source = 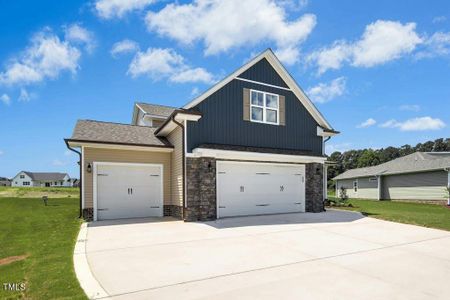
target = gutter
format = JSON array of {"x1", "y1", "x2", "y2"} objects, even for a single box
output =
[
  {"x1": 64, "y1": 139, "x2": 83, "y2": 218},
  {"x1": 171, "y1": 116, "x2": 186, "y2": 220}
]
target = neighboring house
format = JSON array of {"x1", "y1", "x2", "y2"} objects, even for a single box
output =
[
  {"x1": 333, "y1": 152, "x2": 450, "y2": 201},
  {"x1": 65, "y1": 49, "x2": 339, "y2": 222},
  {"x1": 0, "y1": 177, "x2": 11, "y2": 186},
  {"x1": 11, "y1": 171, "x2": 71, "y2": 187}
]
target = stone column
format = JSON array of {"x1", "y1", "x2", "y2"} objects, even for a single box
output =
[
  {"x1": 305, "y1": 163, "x2": 324, "y2": 212},
  {"x1": 185, "y1": 157, "x2": 217, "y2": 221}
]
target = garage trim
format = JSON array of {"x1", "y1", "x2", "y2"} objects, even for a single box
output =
[
  {"x1": 216, "y1": 161, "x2": 306, "y2": 219},
  {"x1": 93, "y1": 162, "x2": 164, "y2": 221}
]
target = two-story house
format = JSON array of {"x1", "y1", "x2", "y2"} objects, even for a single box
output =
[{"x1": 65, "y1": 49, "x2": 339, "y2": 221}]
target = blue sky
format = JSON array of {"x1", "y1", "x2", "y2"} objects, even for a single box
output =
[{"x1": 0, "y1": 0, "x2": 449, "y2": 178}]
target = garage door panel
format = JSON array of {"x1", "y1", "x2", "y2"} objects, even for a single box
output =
[
  {"x1": 96, "y1": 164, "x2": 163, "y2": 220},
  {"x1": 217, "y1": 162, "x2": 305, "y2": 218}
]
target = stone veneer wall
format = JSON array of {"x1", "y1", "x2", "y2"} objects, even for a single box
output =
[
  {"x1": 185, "y1": 157, "x2": 217, "y2": 221},
  {"x1": 163, "y1": 205, "x2": 183, "y2": 219},
  {"x1": 305, "y1": 163, "x2": 324, "y2": 212},
  {"x1": 82, "y1": 208, "x2": 93, "y2": 221}
]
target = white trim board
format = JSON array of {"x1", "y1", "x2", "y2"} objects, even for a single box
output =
[
  {"x1": 68, "y1": 142, "x2": 173, "y2": 153},
  {"x1": 188, "y1": 148, "x2": 326, "y2": 164},
  {"x1": 183, "y1": 49, "x2": 334, "y2": 131},
  {"x1": 235, "y1": 77, "x2": 291, "y2": 91},
  {"x1": 92, "y1": 162, "x2": 164, "y2": 221}
]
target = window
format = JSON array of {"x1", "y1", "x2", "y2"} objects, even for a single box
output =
[
  {"x1": 353, "y1": 180, "x2": 358, "y2": 192},
  {"x1": 250, "y1": 90, "x2": 279, "y2": 125},
  {"x1": 22, "y1": 181, "x2": 30, "y2": 186},
  {"x1": 20, "y1": 175, "x2": 25, "y2": 179}
]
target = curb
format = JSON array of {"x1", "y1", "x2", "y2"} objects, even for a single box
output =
[{"x1": 74, "y1": 223, "x2": 110, "y2": 299}]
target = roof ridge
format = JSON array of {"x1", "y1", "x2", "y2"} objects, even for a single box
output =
[{"x1": 79, "y1": 119, "x2": 157, "y2": 129}]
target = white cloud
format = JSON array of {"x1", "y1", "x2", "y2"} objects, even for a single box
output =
[
  {"x1": 416, "y1": 32, "x2": 450, "y2": 59},
  {"x1": 432, "y1": 16, "x2": 447, "y2": 24},
  {"x1": 169, "y1": 67, "x2": 215, "y2": 84},
  {"x1": 306, "y1": 77, "x2": 346, "y2": 103},
  {"x1": 191, "y1": 87, "x2": 200, "y2": 97},
  {"x1": 1, "y1": 94, "x2": 10, "y2": 105},
  {"x1": 357, "y1": 118, "x2": 376, "y2": 128},
  {"x1": 0, "y1": 150, "x2": 3, "y2": 155},
  {"x1": 274, "y1": 47, "x2": 300, "y2": 66},
  {"x1": 95, "y1": 0, "x2": 155, "y2": 19},
  {"x1": 399, "y1": 104, "x2": 420, "y2": 112},
  {"x1": 111, "y1": 39, "x2": 139, "y2": 57},
  {"x1": 309, "y1": 20, "x2": 422, "y2": 74},
  {"x1": 0, "y1": 29, "x2": 81, "y2": 86},
  {"x1": 18, "y1": 88, "x2": 31, "y2": 102},
  {"x1": 64, "y1": 150, "x2": 73, "y2": 156},
  {"x1": 65, "y1": 24, "x2": 95, "y2": 53},
  {"x1": 145, "y1": 0, "x2": 316, "y2": 63},
  {"x1": 325, "y1": 142, "x2": 351, "y2": 154},
  {"x1": 380, "y1": 116, "x2": 446, "y2": 131},
  {"x1": 127, "y1": 47, "x2": 215, "y2": 84}
]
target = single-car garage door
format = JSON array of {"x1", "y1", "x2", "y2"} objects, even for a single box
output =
[
  {"x1": 217, "y1": 161, "x2": 305, "y2": 218},
  {"x1": 94, "y1": 163, "x2": 163, "y2": 220}
]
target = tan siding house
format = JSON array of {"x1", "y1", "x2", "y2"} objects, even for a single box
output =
[{"x1": 334, "y1": 152, "x2": 450, "y2": 202}]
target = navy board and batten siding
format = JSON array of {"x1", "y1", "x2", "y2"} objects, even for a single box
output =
[
  {"x1": 185, "y1": 79, "x2": 324, "y2": 154},
  {"x1": 186, "y1": 60, "x2": 323, "y2": 156}
]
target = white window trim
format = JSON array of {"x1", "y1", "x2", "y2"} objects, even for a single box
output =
[
  {"x1": 250, "y1": 89, "x2": 279, "y2": 125},
  {"x1": 353, "y1": 179, "x2": 358, "y2": 192}
]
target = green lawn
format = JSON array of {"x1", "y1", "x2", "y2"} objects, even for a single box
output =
[
  {"x1": 0, "y1": 197, "x2": 86, "y2": 299},
  {"x1": 0, "y1": 186, "x2": 79, "y2": 199},
  {"x1": 330, "y1": 198, "x2": 450, "y2": 231}
]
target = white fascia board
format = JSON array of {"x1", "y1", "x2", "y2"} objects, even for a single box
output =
[
  {"x1": 317, "y1": 126, "x2": 338, "y2": 137},
  {"x1": 183, "y1": 49, "x2": 334, "y2": 131},
  {"x1": 174, "y1": 113, "x2": 201, "y2": 122},
  {"x1": 188, "y1": 148, "x2": 326, "y2": 164},
  {"x1": 67, "y1": 141, "x2": 173, "y2": 153}
]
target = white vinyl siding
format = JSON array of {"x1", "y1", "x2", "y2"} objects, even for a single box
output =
[{"x1": 166, "y1": 127, "x2": 184, "y2": 207}]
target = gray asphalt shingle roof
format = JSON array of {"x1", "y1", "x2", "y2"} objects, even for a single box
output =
[
  {"x1": 69, "y1": 120, "x2": 172, "y2": 147},
  {"x1": 136, "y1": 102, "x2": 177, "y2": 118},
  {"x1": 333, "y1": 152, "x2": 450, "y2": 180},
  {"x1": 23, "y1": 172, "x2": 68, "y2": 181}
]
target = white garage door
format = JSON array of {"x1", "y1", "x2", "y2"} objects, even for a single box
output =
[
  {"x1": 217, "y1": 162, "x2": 305, "y2": 218},
  {"x1": 95, "y1": 163, "x2": 163, "y2": 220}
]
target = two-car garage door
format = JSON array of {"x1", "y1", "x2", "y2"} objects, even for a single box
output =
[
  {"x1": 95, "y1": 163, "x2": 163, "y2": 220},
  {"x1": 217, "y1": 162, "x2": 305, "y2": 218}
]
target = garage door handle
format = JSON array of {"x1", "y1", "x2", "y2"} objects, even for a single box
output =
[
  {"x1": 97, "y1": 174, "x2": 108, "y2": 176},
  {"x1": 256, "y1": 204, "x2": 269, "y2": 206},
  {"x1": 150, "y1": 206, "x2": 160, "y2": 208},
  {"x1": 295, "y1": 202, "x2": 302, "y2": 205},
  {"x1": 98, "y1": 208, "x2": 108, "y2": 211},
  {"x1": 219, "y1": 206, "x2": 226, "y2": 208}
]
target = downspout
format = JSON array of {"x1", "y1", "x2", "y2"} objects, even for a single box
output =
[
  {"x1": 65, "y1": 139, "x2": 82, "y2": 218},
  {"x1": 172, "y1": 116, "x2": 186, "y2": 220},
  {"x1": 323, "y1": 136, "x2": 332, "y2": 211}
]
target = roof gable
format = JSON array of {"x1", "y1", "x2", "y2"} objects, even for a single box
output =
[
  {"x1": 238, "y1": 58, "x2": 289, "y2": 88},
  {"x1": 183, "y1": 49, "x2": 335, "y2": 131}
]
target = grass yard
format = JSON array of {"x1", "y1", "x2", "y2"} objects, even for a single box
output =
[
  {"x1": 0, "y1": 186, "x2": 79, "y2": 199},
  {"x1": 330, "y1": 198, "x2": 450, "y2": 231},
  {"x1": 0, "y1": 197, "x2": 86, "y2": 299}
]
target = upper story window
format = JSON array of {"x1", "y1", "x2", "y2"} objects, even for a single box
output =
[
  {"x1": 20, "y1": 175, "x2": 25, "y2": 179},
  {"x1": 250, "y1": 90, "x2": 279, "y2": 125}
]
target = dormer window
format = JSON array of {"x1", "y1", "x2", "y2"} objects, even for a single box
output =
[{"x1": 250, "y1": 90, "x2": 279, "y2": 125}]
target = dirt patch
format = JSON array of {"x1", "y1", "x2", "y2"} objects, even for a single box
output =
[{"x1": 0, "y1": 254, "x2": 28, "y2": 266}]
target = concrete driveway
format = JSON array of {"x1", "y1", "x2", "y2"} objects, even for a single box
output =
[{"x1": 80, "y1": 210, "x2": 450, "y2": 299}]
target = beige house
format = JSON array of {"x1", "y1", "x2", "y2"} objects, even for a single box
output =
[
  {"x1": 65, "y1": 49, "x2": 339, "y2": 222},
  {"x1": 333, "y1": 152, "x2": 450, "y2": 202}
]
